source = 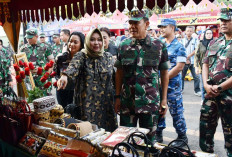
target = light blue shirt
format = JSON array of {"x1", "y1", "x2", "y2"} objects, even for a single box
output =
[
  {"x1": 181, "y1": 37, "x2": 198, "y2": 64},
  {"x1": 162, "y1": 37, "x2": 187, "y2": 80}
]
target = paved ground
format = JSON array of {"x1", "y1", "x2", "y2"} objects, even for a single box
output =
[{"x1": 162, "y1": 80, "x2": 226, "y2": 157}]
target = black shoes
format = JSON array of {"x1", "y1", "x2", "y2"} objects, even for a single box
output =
[
  {"x1": 169, "y1": 134, "x2": 188, "y2": 148},
  {"x1": 154, "y1": 132, "x2": 163, "y2": 143}
]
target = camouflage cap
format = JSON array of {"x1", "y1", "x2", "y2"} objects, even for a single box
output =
[
  {"x1": 53, "y1": 34, "x2": 60, "y2": 38},
  {"x1": 128, "y1": 9, "x2": 149, "y2": 22},
  {"x1": 218, "y1": 8, "x2": 232, "y2": 20},
  {"x1": 25, "y1": 28, "x2": 38, "y2": 39},
  {"x1": 40, "y1": 33, "x2": 46, "y2": 38}
]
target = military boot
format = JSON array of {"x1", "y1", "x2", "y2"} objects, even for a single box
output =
[
  {"x1": 169, "y1": 134, "x2": 188, "y2": 148},
  {"x1": 154, "y1": 132, "x2": 163, "y2": 143}
]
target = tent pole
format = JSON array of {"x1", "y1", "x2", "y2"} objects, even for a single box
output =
[{"x1": 11, "y1": 12, "x2": 18, "y2": 53}]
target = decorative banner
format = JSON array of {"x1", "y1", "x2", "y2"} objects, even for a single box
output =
[{"x1": 159, "y1": 16, "x2": 220, "y2": 26}]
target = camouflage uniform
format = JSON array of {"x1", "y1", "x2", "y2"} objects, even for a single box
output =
[
  {"x1": 157, "y1": 37, "x2": 187, "y2": 135},
  {"x1": 51, "y1": 34, "x2": 63, "y2": 58},
  {"x1": 115, "y1": 35, "x2": 169, "y2": 140},
  {"x1": 200, "y1": 9, "x2": 232, "y2": 156},
  {"x1": 0, "y1": 47, "x2": 12, "y2": 93},
  {"x1": 51, "y1": 43, "x2": 63, "y2": 58},
  {"x1": 20, "y1": 29, "x2": 54, "y2": 89}
]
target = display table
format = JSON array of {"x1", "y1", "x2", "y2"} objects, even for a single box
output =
[{"x1": 0, "y1": 139, "x2": 35, "y2": 157}]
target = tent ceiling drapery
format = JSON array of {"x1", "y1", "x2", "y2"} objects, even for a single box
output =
[
  {"x1": 0, "y1": 0, "x2": 227, "y2": 52},
  {"x1": 3, "y1": 0, "x2": 219, "y2": 25}
]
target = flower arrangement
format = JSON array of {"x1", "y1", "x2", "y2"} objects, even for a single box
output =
[{"x1": 13, "y1": 60, "x2": 57, "y2": 103}]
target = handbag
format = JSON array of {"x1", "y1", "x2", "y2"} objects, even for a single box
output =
[
  {"x1": 111, "y1": 142, "x2": 139, "y2": 157},
  {"x1": 159, "y1": 139, "x2": 195, "y2": 157},
  {"x1": 0, "y1": 105, "x2": 24, "y2": 145},
  {"x1": 18, "y1": 131, "x2": 46, "y2": 155},
  {"x1": 127, "y1": 131, "x2": 160, "y2": 157},
  {"x1": 15, "y1": 100, "x2": 35, "y2": 133}
]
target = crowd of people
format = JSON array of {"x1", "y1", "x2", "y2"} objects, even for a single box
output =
[{"x1": 0, "y1": 7, "x2": 232, "y2": 156}]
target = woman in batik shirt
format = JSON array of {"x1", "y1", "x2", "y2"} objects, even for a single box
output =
[
  {"x1": 53, "y1": 31, "x2": 85, "y2": 109},
  {"x1": 57, "y1": 28, "x2": 117, "y2": 132}
]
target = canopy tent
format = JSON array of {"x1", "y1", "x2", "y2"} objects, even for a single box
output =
[
  {"x1": 159, "y1": 0, "x2": 224, "y2": 26},
  {"x1": 62, "y1": 12, "x2": 116, "y2": 34},
  {"x1": 0, "y1": 0, "x2": 225, "y2": 52}
]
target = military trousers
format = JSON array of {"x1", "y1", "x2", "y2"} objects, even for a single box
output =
[
  {"x1": 120, "y1": 113, "x2": 159, "y2": 142},
  {"x1": 200, "y1": 94, "x2": 232, "y2": 156},
  {"x1": 156, "y1": 79, "x2": 187, "y2": 135}
]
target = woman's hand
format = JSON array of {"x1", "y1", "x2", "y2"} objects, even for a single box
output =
[
  {"x1": 114, "y1": 98, "x2": 121, "y2": 114},
  {"x1": 57, "y1": 75, "x2": 68, "y2": 90},
  {"x1": 195, "y1": 67, "x2": 199, "y2": 75}
]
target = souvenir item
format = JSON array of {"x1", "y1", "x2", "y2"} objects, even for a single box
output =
[
  {"x1": 54, "y1": 117, "x2": 78, "y2": 128},
  {"x1": 54, "y1": 126, "x2": 78, "y2": 138},
  {"x1": 39, "y1": 121, "x2": 60, "y2": 129},
  {"x1": 34, "y1": 111, "x2": 50, "y2": 123},
  {"x1": 33, "y1": 96, "x2": 56, "y2": 112},
  {"x1": 47, "y1": 131, "x2": 70, "y2": 145},
  {"x1": 67, "y1": 122, "x2": 93, "y2": 137},
  {"x1": 39, "y1": 140, "x2": 66, "y2": 157},
  {"x1": 50, "y1": 104, "x2": 64, "y2": 123},
  {"x1": 31, "y1": 124, "x2": 52, "y2": 138},
  {"x1": 61, "y1": 139, "x2": 107, "y2": 157},
  {"x1": 18, "y1": 132, "x2": 46, "y2": 155}
]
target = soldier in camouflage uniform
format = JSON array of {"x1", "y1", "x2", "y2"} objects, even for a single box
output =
[
  {"x1": 0, "y1": 44, "x2": 12, "y2": 94},
  {"x1": 156, "y1": 19, "x2": 188, "y2": 147},
  {"x1": 114, "y1": 10, "x2": 169, "y2": 142},
  {"x1": 51, "y1": 34, "x2": 63, "y2": 58},
  {"x1": 20, "y1": 28, "x2": 54, "y2": 89},
  {"x1": 39, "y1": 33, "x2": 51, "y2": 47},
  {"x1": 200, "y1": 8, "x2": 232, "y2": 156}
]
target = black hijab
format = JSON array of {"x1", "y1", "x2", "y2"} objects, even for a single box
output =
[{"x1": 202, "y1": 29, "x2": 213, "y2": 48}]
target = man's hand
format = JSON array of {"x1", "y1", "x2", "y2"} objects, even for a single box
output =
[
  {"x1": 186, "y1": 59, "x2": 191, "y2": 64},
  {"x1": 9, "y1": 81, "x2": 14, "y2": 87},
  {"x1": 159, "y1": 99, "x2": 168, "y2": 118},
  {"x1": 204, "y1": 84, "x2": 220, "y2": 98},
  {"x1": 57, "y1": 75, "x2": 68, "y2": 90},
  {"x1": 195, "y1": 67, "x2": 199, "y2": 75},
  {"x1": 114, "y1": 98, "x2": 121, "y2": 114}
]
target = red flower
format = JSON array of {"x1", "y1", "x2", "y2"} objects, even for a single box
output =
[
  {"x1": 13, "y1": 64, "x2": 20, "y2": 71},
  {"x1": 44, "y1": 72, "x2": 50, "y2": 78},
  {"x1": 24, "y1": 62, "x2": 28, "y2": 68},
  {"x1": 18, "y1": 60, "x2": 24, "y2": 67},
  {"x1": 44, "y1": 63, "x2": 51, "y2": 71},
  {"x1": 53, "y1": 81, "x2": 57, "y2": 87},
  {"x1": 50, "y1": 71, "x2": 56, "y2": 77},
  {"x1": 16, "y1": 75, "x2": 22, "y2": 83},
  {"x1": 28, "y1": 62, "x2": 35, "y2": 70},
  {"x1": 19, "y1": 71, "x2": 25, "y2": 79},
  {"x1": 25, "y1": 67, "x2": 30, "y2": 76},
  {"x1": 40, "y1": 76, "x2": 47, "y2": 83},
  {"x1": 44, "y1": 82, "x2": 52, "y2": 88},
  {"x1": 37, "y1": 67, "x2": 43, "y2": 75},
  {"x1": 49, "y1": 60, "x2": 54, "y2": 67}
]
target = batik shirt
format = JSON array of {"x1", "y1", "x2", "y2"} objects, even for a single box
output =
[
  {"x1": 63, "y1": 52, "x2": 117, "y2": 132},
  {"x1": 115, "y1": 35, "x2": 169, "y2": 114},
  {"x1": 203, "y1": 36, "x2": 232, "y2": 94}
]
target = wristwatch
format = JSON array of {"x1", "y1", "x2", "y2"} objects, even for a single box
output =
[
  {"x1": 217, "y1": 85, "x2": 223, "y2": 92},
  {"x1": 114, "y1": 95, "x2": 121, "y2": 99}
]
